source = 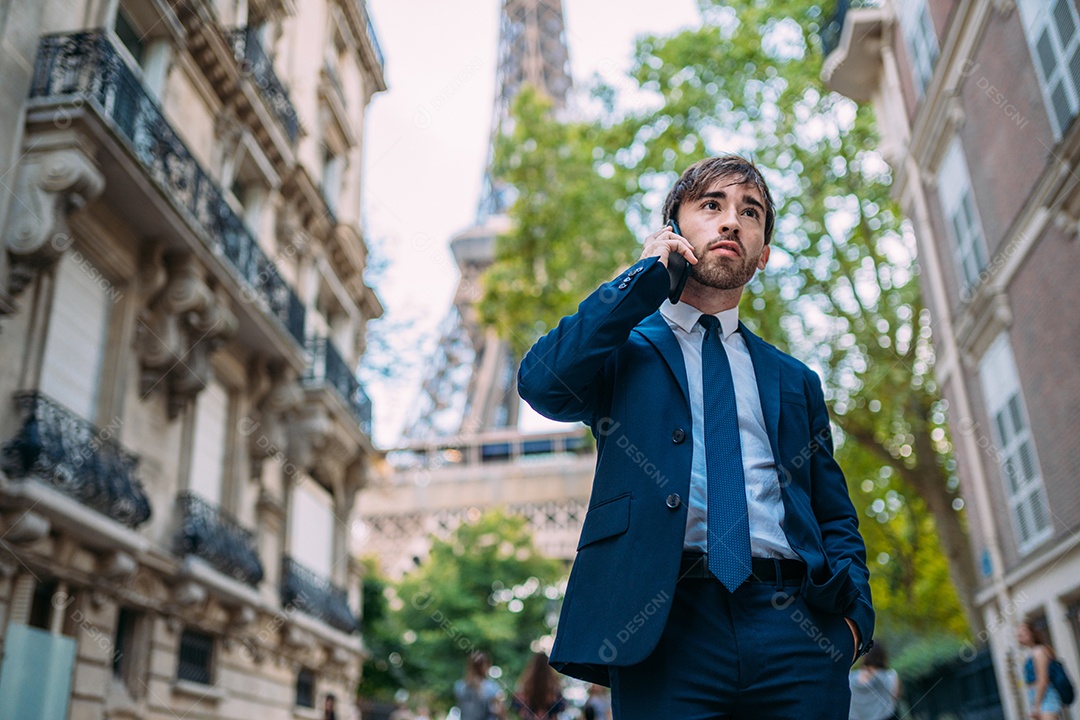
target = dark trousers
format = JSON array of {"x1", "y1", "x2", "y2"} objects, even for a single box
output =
[{"x1": 609, "y1": 573, "x2": 853, "y2": 719}]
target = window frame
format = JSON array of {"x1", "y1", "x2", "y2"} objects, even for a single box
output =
[
  {"x1": 177, "y1": 628, "x2": 215, "y2": 685},
  {"x1": 900, "y1": 0, "x2": 940, "y2": 99},
  {"x1": 1016, "y1": 0, "x2": 1080, "y2": 139},
  {"x1": 977, "y1": 333, "x2": 1054, "y2": 555},
  {"x1": 937, "y1": 137, "x2": 989, "y2": 299}
]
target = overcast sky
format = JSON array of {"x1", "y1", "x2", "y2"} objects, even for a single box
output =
[{"x1": 362, "y1": 0, "x2": 700, "y2": 447}]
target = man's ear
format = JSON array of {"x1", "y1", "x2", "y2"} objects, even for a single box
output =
[{"x1": 757, "y1": 244, "x2": 771, "y2": 270}]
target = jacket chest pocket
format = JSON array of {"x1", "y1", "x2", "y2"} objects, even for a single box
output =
[{"x1": 577, "y1": 492, "x2": 631, "y2": 550}]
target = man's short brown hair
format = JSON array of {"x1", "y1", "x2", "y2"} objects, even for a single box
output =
[{"x1": 661, "y1": 155, "x2": 776, "y2": 245}]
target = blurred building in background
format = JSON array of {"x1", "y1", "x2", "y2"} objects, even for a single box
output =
[
  {"x1": 0, "y1": 0, "x2": 384, "y2": 717},
  {"x1": 825, "y1": 0, "x2": 1080, "y2": 717}
]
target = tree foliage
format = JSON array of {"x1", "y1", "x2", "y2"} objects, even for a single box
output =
[
  {"x1": 360, "y1": 510, "x2": 563, "y2": 711},
  {"x1": 480, "y1": 0, "x2": 978, "y2": 648}
]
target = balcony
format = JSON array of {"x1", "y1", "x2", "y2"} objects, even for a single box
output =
[
  {"x1": 226, "y1": 27, "x2": 300, "y2": 143},
  {"x1": 281, "y1": 556, "x2": 359, "y2": 634},
  {"x1": 303, "y1": 335, "x2": 373, "y2": 436},
  {"x1": 28, "y1": 31, "x2": 306, "y2": 349},
  {"x1": 0, "y1": 391, "x2": 152, "y2": 528},
  {"x1": 174, "y1": 492, "x2": 264, "y2": 587},
  {"x1": 356, "y1": 1, "x2": 385, "y2": 70},
  {"x1": 819, "y1": 0, "x2": 887, "y2": 104}
]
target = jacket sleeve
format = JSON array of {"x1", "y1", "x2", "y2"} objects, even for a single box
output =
[
  {"x1": 517, "y1": 256, "x2": 669, "y2": 426},
  {"x1": 806, "y1": 371, "x2": 876, "y2": 658}
]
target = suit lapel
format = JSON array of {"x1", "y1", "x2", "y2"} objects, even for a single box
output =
[
  {"x1": 739, "y1": 321, "x2": 782, "y2": 464},
  {"x1": 634, "y1": 312, "x2": 690, "y2": 409}
]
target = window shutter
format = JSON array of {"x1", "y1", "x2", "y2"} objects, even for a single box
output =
[
  {"x1": 40, "y1": 251, "x2": 112, "y2": 420},
  {"x1": 289, "y1": 479, "x2": 335, "y2": 577},
  {"x1": 189, "y1": 380, "x2": 229, "y2": 504}
]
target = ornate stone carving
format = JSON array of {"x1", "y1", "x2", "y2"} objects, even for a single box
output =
[
  {"x1": 2, "y1": 145, "x2": 104, "y2": 310},
  {"x1": 245, "y1": 359, "x2": 304, "y2": 479},
  {"x1": 137, "y1": 249, "x2": 238, "y2": 417}
]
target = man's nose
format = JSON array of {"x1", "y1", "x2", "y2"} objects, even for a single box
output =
[{"x1": 718, "y1": 206, "x2": 741, "y2": 236}]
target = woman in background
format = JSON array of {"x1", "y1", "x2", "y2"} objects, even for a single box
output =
[
  {"x1": 509, "y1": 652, "x2": 565, "y2": 720},
  {"x1": 1018, "y1": 620, "x2": 1063, "y2": 720},
  {"x1": 848, "y1": 643, "x2": 900, "y2": 720}
]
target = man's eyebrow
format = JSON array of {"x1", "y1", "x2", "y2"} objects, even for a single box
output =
[{"x1": 699, "y1": 190, "x2": 765, "y2": 211}]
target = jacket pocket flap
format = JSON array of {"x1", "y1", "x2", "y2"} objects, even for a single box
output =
[
  {"x1": 577, "y1": 493, "x2": 631, "y2": 550},
  {"x1": 780, "y1": 390, "x2": 807, "y2": 407},
  {"x1": 801, "y1": 557, "x2": 860, "y2": 614}
]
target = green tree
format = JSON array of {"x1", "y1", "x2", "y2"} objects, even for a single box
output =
[
  {"x1": 380, "y1": 509, "x2": 563, "y2": 711},
  {"x1": 481, "y1": 0, "x2": 980, "y2": 643},
  {"x1": 358, "y1": 557, "x2": 409, "y2": 704},
  {"x1": 478, "y1": 86, "x2": 638, "y2": 350}
]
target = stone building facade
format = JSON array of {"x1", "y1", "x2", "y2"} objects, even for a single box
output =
[
  {"x1": 825, "y1": 0, "x2": 1080, "y2": 717},
  {"x1": 0, "y1": 0, "x2": 384, "y2": 717}
]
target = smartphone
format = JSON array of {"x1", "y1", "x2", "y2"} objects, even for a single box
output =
[{"x1": 666, "y1": 219, "x2": 691, "y2": 304}]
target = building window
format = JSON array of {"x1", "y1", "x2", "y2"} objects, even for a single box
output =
[
  {"x1": 177, "y1": 629, "x2": 214, "y2": 684},
  {"x1": 296, "y1": 667, "x2": 315, "y2": 708},
  {"x1": 188, "y1": 379, "x2": 231, "y2": 506},
  {"x1": 114, "y1": 8, "x2": 145, "y2": 66},
  {"x1": 321, "y1": 146, "x2": 344, "y2": 218},
  {"x1": 978, "y1": 333, "x2": 1053, "y2": 555},
  {"x1": 1017, "y1": 0, "x2": 1080, "y2": 139},
  {"x1": 900, "y1": 0, "x2": 939, "y2": 98},
  {"x1": 937, "y1": 138, "x2": 988, "y2": 297},
  {"x1": 40, "y1": 250, "x2": 113, "y2": 422},
  {"x1": 28, "y1": 579, "x2": 59, "y2": 630},
  {"x1": 112, "y1": 607, "x2": 145, "y2": 696},
  {"x1": 289, "y1": 478, "x2": 335, "y2": 578}
]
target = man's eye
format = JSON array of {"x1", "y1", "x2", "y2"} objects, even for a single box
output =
[
  {"x1": 704, "y1": 201, "x2": 718, "y2": 210},
  {"x1": 743, "y1": 208, "x2": 759, "y2": 218}
]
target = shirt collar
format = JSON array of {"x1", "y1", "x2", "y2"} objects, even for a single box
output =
[{"x1": 659, "y1": 299, "x2": 740, "y2": 339}]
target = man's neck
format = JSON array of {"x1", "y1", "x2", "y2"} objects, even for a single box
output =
[{"x1": 679, "y1": 281, "x2": 743, "y2": 316}]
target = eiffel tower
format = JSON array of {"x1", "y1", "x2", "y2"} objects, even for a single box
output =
[{"x1": 357, "y1": 0, "x2": 595, "y2": 576}]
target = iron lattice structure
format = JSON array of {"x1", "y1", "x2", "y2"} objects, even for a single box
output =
[{"x1": 406, "y1": 0, "x2": 572, "y2": 441}]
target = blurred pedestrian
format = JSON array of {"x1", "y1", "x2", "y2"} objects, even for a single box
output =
[
  {"x1": 509, "y1": 652, "x2": 565, "y2": 720},
  {"x1": 324, "y1": 693, "x2": 338, "y2": 720},
  {"x1": 848, "y1": 643, "x2": 900, "y2": 720},
  {"x1": 584, "y1": 684, "x2": 611, "y2": 720},
  {"x1": 454, "y1": 651, "x2": 504, "y2": 720},
  {"x1": 1018, "y1": 620, "x2": 1063, "y2": 720}
]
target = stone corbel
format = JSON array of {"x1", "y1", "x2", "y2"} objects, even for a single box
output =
[
  {"x1": 2, "y1": 145, "x2": 104, "y2": 312},
  {"x1": 246, "y1": 360, "x2": 305, "y2": 478},
  {"x1": 275, "y1": 203, "x2": 311, "y2": 259},
  {"x1": 137, "y1": 250, "x2": 238, "y2": 417}
]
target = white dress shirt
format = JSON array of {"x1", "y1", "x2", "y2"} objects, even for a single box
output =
[{"x1": 659, "y1": 299, "x2": 798, "y2": 559}]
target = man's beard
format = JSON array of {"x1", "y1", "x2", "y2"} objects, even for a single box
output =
[{"x1": 690, "y1": 236, "x2": 763, "y2": 290}]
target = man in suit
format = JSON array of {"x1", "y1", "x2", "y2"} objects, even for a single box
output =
[{"x1": 517, "y1": 156, "x2": 874, "y2": 719}]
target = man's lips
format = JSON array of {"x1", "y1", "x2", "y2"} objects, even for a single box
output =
[{"x1": 707, "y1": 240, "x2": 742, "y2": 256}]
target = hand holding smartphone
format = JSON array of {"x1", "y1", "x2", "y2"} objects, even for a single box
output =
[{"x1": 666, "y1": 219, "x2": 691, "y2": 304}]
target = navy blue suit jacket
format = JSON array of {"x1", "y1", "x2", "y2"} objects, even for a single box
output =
[{"x1": 517, "y1": 256, "x2": 875, "y2": 686}]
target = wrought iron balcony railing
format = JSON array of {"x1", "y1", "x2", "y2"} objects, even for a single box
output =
[
  {"x1": 0, "y1": 391, "x2": 152, "y2": 528},
  {"x1": 303, "y1": 335, "x2": 373, "y2": 436},
  {"x1": 820, "y1": 0, "x2": 880, "y2": 57},
  {"x1": 226, "y1": 27, "x2": 300, "y2": 143},
  {"x1": 281, "y1": 555, "x2": 359, "y2": 634},
  {"x1": 357, "y1": 1, "x2": 385, "y2": 69},
  {"x1": 175, "y1": 491, "x2": 264, "y2": 586},
  {"x1": 29, "y1": 31, "x2": 306, "y2": 348}
]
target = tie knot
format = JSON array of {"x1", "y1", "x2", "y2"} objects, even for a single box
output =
[{"x1": 698, "y1": 314, "x2": 722, "y2": 334}]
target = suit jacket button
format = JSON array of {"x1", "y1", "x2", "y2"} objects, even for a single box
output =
[
  {"x1": 671, "y1": 428, "x2": 686, "y2": 443},
  {"x1": 666, "y1": 494, "x2": 682, "y2": 509}
]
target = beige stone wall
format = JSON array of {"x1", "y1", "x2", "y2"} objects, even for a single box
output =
[{"x1": 0, "y1": 0, "x2": 385, "y2": 717}]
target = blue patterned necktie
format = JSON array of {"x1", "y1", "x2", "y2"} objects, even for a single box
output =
[{"x1": 698, "y1": 314, "x2": 752, "y2": 592}]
